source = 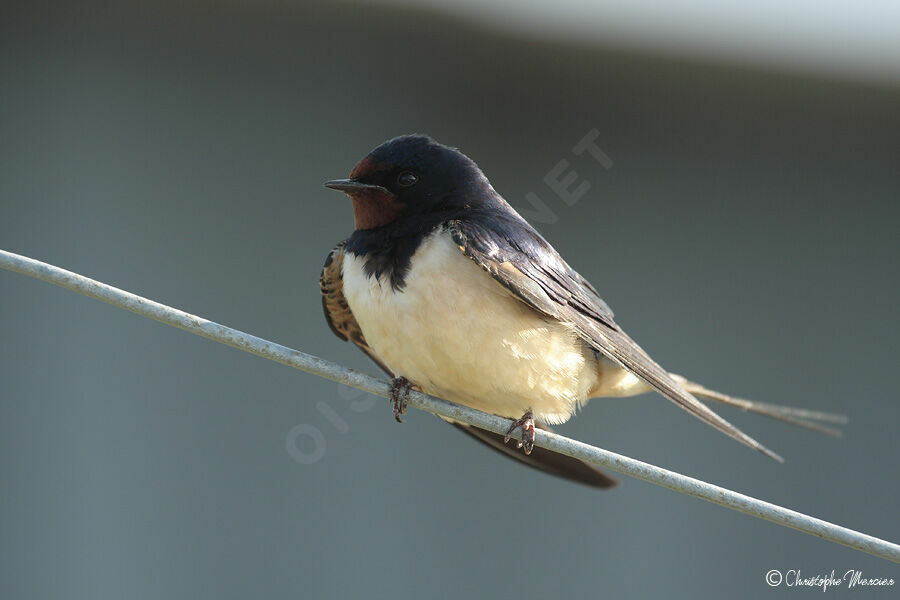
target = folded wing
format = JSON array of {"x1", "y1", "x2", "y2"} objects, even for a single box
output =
[{"x1": 448, "y1": 214, "x2": 783, "y2": 462}]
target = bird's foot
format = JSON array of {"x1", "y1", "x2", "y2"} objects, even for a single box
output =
[
  {"x1": 390, "y1": 376, "x2": 413, "y2": 423},
  {"x1": 504, "y1": 411, "x2": 536, "y2": 455}
]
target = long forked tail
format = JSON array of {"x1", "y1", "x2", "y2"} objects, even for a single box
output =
[{"x1": 669, "y1": 374, "x2": 848, "y2": 437}]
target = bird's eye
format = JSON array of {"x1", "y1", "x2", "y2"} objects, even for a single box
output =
[{"x1": 397, "y1": 171, "x2": 418, "y2": 187}]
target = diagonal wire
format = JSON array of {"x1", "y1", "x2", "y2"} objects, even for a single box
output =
[{"x1": 1, "y1": 248, "x2": 898, "y2": 563}]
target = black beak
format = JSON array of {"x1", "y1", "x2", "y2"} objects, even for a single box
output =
[{"x1": 323, "y1": 179, "x2": 390, "y2": 194}]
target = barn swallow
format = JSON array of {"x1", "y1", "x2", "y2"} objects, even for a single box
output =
[{"x1": 321, "y1": 134, "x2": 845, "y2": 488}]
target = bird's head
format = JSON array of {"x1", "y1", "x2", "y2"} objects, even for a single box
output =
[{"x1": 324, "y1": 134, "x2": 494, "y2": 231}]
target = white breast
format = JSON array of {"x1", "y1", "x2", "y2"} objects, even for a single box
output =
[{"x1": 341, "y1": 229, "x2": 599, "y2": 424}]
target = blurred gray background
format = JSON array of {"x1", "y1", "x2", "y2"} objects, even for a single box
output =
[{"x1": 1, "y1": 2, "x2": 898, "y2": 598}]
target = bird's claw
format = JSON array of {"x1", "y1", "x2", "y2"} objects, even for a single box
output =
[
  {"x1": 390, "y1": 376, "x2": 412, "y2": 422},
  {"x1": 504, "y1": 411, "x2": 535, "y2": 455}
]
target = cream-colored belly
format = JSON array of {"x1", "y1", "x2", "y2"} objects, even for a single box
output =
[{"x1": 341, "y1": 230, "x2": 600, "y2": 424}]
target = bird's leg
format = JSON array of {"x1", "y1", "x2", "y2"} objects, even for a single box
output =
[
  {"x1": 504, "y1": 410, "x2": 536, "y2": 455},
  {"x1": 389, "y1": 376, "x2": 412, "y2": 423}
]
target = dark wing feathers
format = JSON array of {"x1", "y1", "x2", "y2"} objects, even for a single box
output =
[
  {"x1": 448, "y1": 215, "x2": 783, "y2": 462},
  {"x1": 320, "y1": 242, "x2": 619, "y2": 488},
  {"x1": 451, "y1": 421, "x2": 618, "y2": 488},
  {"x1": 453, "y1": 216, "x2": 614, "y2": 326}
]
